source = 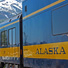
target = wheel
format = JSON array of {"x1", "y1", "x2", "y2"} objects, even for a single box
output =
[
  {"x1": 0, "y1": 62, "x2": 5, "y2": 68},
  {"x1": 15, "y1": 65, "x2": 19, "y2": 68},
  {"x1": 5, "y1": 64, "x2": 9, "y2": 68},
  {"x1": 5, "y1": 64, "x2": 19, "y2": 68}
]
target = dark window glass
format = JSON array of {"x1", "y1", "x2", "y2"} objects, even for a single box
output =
[
  {"x1": 1, "y1": 31, "x2": 7, "y2": 46},
  {"x1": 1, "y1": 32, "x2": 4, "y2": 46},
  {"x1": 4, "y1": 31, "x2": 7, "y2": 45},
  {"x1": 52, "y1": 4, "x2": 68, "y2": 35},
  {"x1": 25, "y1": 5, "x2": 27, "y2": 12},
  {"x1": 8, "y1": 29, "x2": 12, "y2": 45}
]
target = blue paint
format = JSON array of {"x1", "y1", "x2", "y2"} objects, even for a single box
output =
[
  {"x1": 0, "y1": 0, "x2": 68, "y2": 68},
  {"x1": 23, "y1": 0, "x2": 68, "y2": 68}
]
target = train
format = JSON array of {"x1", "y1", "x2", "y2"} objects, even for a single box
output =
[{"x1": 0, "y1": 0, "x2": 68, "y2": 68}]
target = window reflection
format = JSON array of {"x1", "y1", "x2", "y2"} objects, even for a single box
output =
[
  {"x1": 13, "y1": 28, "x2": 16, "y2": 45},
  {"x1": 8, "y1": 28, "x2": 16, "y2": 45},
  {"x1": 1, "y1": 31, "x2": 7, "y2": 46},
  {"x1": 1, "y1": 32, "x2": 4, "y2": 46},
  {"x1": 9, "y1": 29, "x2": 12, "y2": 45},
  {"x1": 52, "y1": 5, "x2": 68, "y2": 35},
  {"x1": 4, "y1": 31, "x2": 7, "y2": 45}
]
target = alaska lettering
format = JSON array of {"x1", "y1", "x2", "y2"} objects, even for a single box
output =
[{"x1": 36, "y1": 47, "x2": 66, "y2": 54}]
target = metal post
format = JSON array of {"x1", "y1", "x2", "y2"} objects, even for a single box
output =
[
  {"x1": 19, "y1": 15, "x2": 31, "y2": 68},
  {"x1": 20, "y1": 15, "x2": 23, "y2": 68}
]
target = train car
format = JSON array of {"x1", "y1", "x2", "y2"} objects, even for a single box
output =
[
  {"x1": 23, "y1": 0, "x2": 68, "y2": 68},
  {"x1": 0, "y1": 0, "x2": 68, "y2": 68},
  {"x1": 0, "y1": 15, "x2": 22, "y2": 68}
]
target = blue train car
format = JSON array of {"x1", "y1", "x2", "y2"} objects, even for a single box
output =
[
  {"x1": 23, "y1": 0, "x2": 68, "y2": 68},
  {"x1": 0, "y1": 0, "x2": 68, "y2": 68},
  {"x1": 0, "y1": 15, "x2": 21, "y2": 67}
]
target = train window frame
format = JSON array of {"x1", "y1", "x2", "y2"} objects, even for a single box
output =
[
  {"x1": 8, "y1": 27, "x2": 16, "y2": 46},
  {"x1": 12, "y1": 28, "x2": 16, "y2": 45},
  {"x1": 1, "y1": 30, "x2": 7, "y2": 46},
  {"x1": 52, "y1": 4, "x2": 68, "y2": 36}
]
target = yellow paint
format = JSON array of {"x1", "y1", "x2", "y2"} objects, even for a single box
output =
[
  {"x1": 0, "y1": 20, "x2": 19, "y2": 29},
  {"x1": 23, "y1": 41, "x2": 68, "y2": 60},
  {"x1": 0, "y1": 47, "x2": 20, "y2": 57},
  {"x1": 23, "y1": 0, "x2": 65, "y2": 19},
  {"x1": 0, "y1": 41, "x2": 68, "y2": 60}
]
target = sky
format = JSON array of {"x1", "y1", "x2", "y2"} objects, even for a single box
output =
[{"x1": 0, "y1": 0, "x2": 23, "y2": 23}]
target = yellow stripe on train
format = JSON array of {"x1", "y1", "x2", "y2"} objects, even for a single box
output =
[
  {"x1": 0, "y1": 41, "x2": 68, "y2": 60},
  {"x1": 23, "y1": 0, "x2": 65, "y2": 19},
  {"x1": 0, "y1": 20, "x2": 19, "y2": 29},
  {"x1": 23, "y1": 41, "x2": 68, "y2": 60},
  {"x1": 0, "y1": 47, "x2": 20, "y2": 57}
]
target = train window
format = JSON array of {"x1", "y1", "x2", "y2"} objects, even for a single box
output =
[
  {"x1": 1, "y1": 32, "x2": 4, "y2": 46},
  {"x1": 52, "y1": 4, "x2": 68, "y2": 35},
  {"x1": 8, "y1": 29, "x2": 12, "y2": 45},
  {"x1": 12, "y1": 28, "x2": 16, "y2": 45},
  {"x1": 1, "y1": 31, "x2": 7, "y2": 46},
  {"x1": 4, "y1": 31, "x2": 7, "y2": 45},
  {"x1": 8, "y1": 28, "x2": 16, "y2": 45}
]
